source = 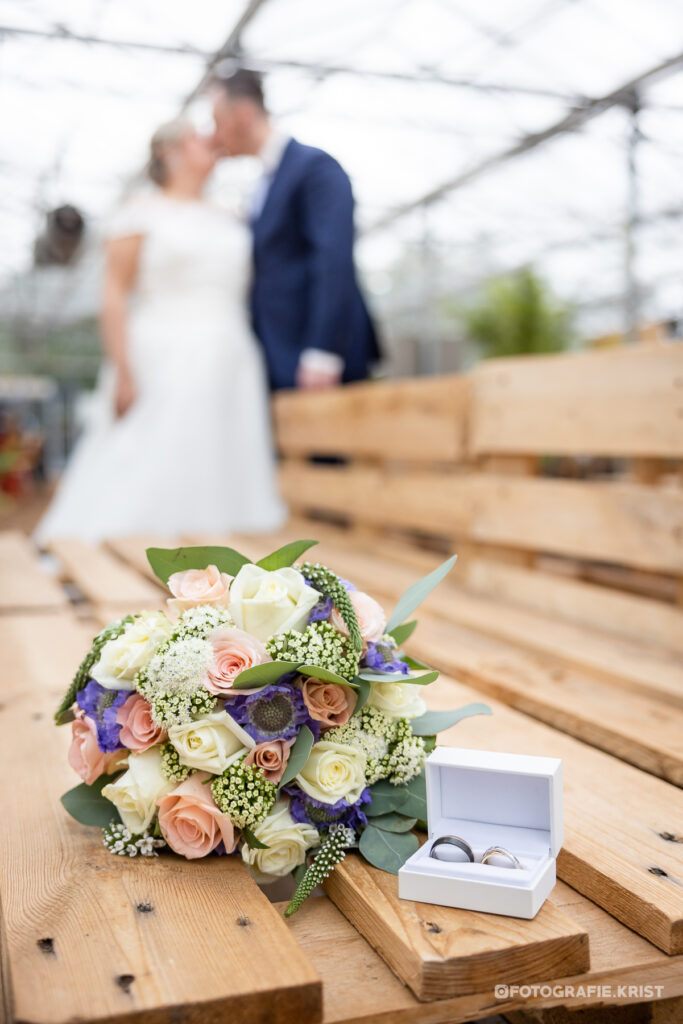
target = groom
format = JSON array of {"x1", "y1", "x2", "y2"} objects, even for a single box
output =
[{"x1": 212, "y1": 68, "x2": 379, "y2": 391}]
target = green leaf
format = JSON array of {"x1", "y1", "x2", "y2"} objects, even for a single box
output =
[
  {"x1": 358, "y1": 669, "x2": 439, "y2": 686},
  {"x1": 410, "y1": 702, "x2": 492, "y2": 736},
  {"x1": 369, "y1": 812, "x2": 418, "y2": 833},
  {"x1": 398, "y1": 772, "x2": 427, "y2": 819},
  {"x1": 298, "y1": 665, "x2": 356, "y2": 688},
  {"x1": 388, "y1": 620, "x2": 418, "y2": 645},
  {"x1": 60, "y1": 775, "x2": 122, "y2": 828},
  {"x1": 232, "y1": 660, "x2": 300, "y2": 690},
  {"x1": 257, "y1": 540, "x2": 318, "y2": 571},
  {"x1": 401, "y1": 653, "x2": 432, "y2": 671},
  {"x1": 422, "y1": 734, "x2": 437, "y2": 753},
  {"x1": 278, "y1": 725, "x2": 314, "y2": 790},
  {"x1": 366, "y1": 779, "x2": 411, "y2": 816},
  {"x1": 146, "y1": 545, "x2": 250, "y2": 585},
  {"x1": 351, "y1": 676, "x2": 370, "y2": 712},
  {"x1": 359, "y1": 825, "x2": 419, "y2": 874},
  {"x1": 58, "y1": 708, "x2": 76, "y2": 725},
  {"x1": 292, "y1": 862, "x2": 307, "y2": 885},
  {"x1": 385, "y1": 555, "x2": 457, "y2": 633},
  {"x1": 242, "y1": 827, "x2": 269, "y2": 850}
]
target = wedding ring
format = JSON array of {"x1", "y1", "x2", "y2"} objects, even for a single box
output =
[
  {"x1": 481, "y1": 845, "x2": 523, "y2": 869},
  {"x1": 429, "y1": 836, "x2": 475, "y2": 862}
]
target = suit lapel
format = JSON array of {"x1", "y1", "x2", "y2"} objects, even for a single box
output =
[{"x1": 252, "y1": 138, "x2": 297, "y2": 240}]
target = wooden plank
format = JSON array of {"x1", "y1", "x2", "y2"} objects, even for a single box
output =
[
  {"x1": 273, "y1": 376, "x2": 469, "y2": 461},
  {"x1": 0, "y1": 612, "x2": 322, "y2": 1024},
  {"x1": 48, "y1": 539, "x2": 163, "y2": 606},
  {"x1": 281, "y1": 883, "x2": 683, "y2": 1024},
  {"x1": 105, "y1": 536, "x2": 177, "y2": 584},
  {"x1": 464, "y1": 558, "x2": 683, "y2": 655},
  {"x1": 0, "y1": 531, "x2": 68, "y2": 612},
  {"x1": 469, "y1": 346, "x2": 683, "y2": 458},
  {"x1": 324, "y1": 854, "x2": 589, "y2": 1001},
  {"x1": 279, "y1": 464, "x2": 683, "y2": 575}
]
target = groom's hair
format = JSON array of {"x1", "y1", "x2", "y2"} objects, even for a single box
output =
[{"x1": 213, "y1": 67, "x2": 266, "y2": 112}]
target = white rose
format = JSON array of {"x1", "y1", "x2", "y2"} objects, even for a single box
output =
[
  {"x1": 167, "y1": 711, "x2": 254, "y2": 774},
  {"x1": 102, "y1": 747, "x2": 172, "y2": 833},
  {"x1": 229, "y1": 564, "x2": 320, "y2": 643},
  {"x1": 91, "y1": 612, "x2": 173, "y2": 691},
  {"x1": 296, "y1": 740, "x2": 367, "y2": 805},
  {"x1": 241, "y1": 801, "x2": 319, "y2": 883},
  {"x1": 367, "y1": 681, "x2": 426, "y2": 720}
]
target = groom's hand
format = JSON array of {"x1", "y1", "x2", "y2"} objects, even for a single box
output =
[{"x1": 296, "y1": 364, "x2": 341, "y2": 390}]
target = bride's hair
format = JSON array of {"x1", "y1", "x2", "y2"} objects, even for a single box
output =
[{"x1": 147, "y1": 118, "x2": 192, "y2": 185}]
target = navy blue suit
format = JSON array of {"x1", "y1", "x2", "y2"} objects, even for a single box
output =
[{"x1": 250, "y1": 139, "x2": 379, "y2": 390}]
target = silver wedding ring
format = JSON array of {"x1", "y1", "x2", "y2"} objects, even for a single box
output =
[
  {"x1": 481, "y1": 845, "x2": 523, "y2": 869},
  {"x1": 429, "y1": 837, "x2": 523, "y2": 869},
  {"x1": 429, "y1": 835, "x2": 475, "y2": 862}
]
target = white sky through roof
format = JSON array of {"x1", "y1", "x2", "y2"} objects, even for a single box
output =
[{"x1": 0, "y1": 0, "x2": 681, "y2": 339}]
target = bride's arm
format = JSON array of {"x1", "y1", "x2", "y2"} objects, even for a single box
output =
[{"x1": 100, "y1": 234, "x2": 142, "y2": 418}]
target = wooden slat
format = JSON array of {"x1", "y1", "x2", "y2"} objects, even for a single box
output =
[
  {"x1": 324, "y1": 854, "x2": 589, "y2": 1001},
  {"x1": 282, "y1": 885, "x2": 683, "y2": 1024},
  {"x1": 48, "y1": 539, "x2": 163, "y2": 606},
  {"x1": 280, "y1": 464, "x2": 683, "y2": 575},
  {"x1": 470, "y1": 345, "x2": 683, "y2": 458},
  {"x1": 273, "y1": 376, "x2": 469, "y2": 461},
  {"x1": 105, "y1": 536, "x2": 178, "y2": 584},
  {"x1": 0, "y1": 531, "x2": 68, "y2": 612},
  {"x1": 0, "y1": 612, "x2": 321, "y2": 1024},
  {"x1": 464, "y1": 558, "x2": 683, "y2": 655}
]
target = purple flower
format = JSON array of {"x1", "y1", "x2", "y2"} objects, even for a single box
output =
[
  {"x1": 363, "y1": 640, "x2": 410, "y2": 675},
  {"x1": 308, "y1": 594, "x2": 333, "y2": 623},
  {"x1": 228, "y1": 682, "x2": 313, "y2": 742},
  {"x1": 285, "y1": 786, "x2": 370, "y2": 832},
  {"x1": 76, "y1": 679, "x2": 129, "y2": 753}
]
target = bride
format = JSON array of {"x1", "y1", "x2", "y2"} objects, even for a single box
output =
[{"x1": 36, "y1": 119, "x2": 285, "y2": 544}]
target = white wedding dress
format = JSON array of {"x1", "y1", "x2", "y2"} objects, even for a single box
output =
[{"x1": 36, "y1": 193, "x2": 286, "y2": 543}]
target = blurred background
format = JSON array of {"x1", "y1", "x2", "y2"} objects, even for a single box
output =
[{"x1": 0, "y1": 0, "x2": 681, "y2": 527}]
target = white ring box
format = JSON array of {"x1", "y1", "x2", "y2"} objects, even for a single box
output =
[{"x1": 398, "y1": 747, "x2": 563, "y2": 919}]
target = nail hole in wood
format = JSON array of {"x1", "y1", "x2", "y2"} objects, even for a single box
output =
[
  {"x1": 648, "y1": 866, "x2": 668, "y2": 877},
  {"x1": 116, "y1": 974, "x2": 135, "y2": 994},
  {"x1": 32, "y1": 712, "x2": 43, "y2": 721},
  {"x1": 236, "y1": 916, "x2": 251, "y2": 927},
  {"x1": 136, "y1": 901, "x2": 154, "y2": 913},
  {"x1": 37, "y1": 937, "x2": 55, "y2": 955},
  {"x1": 425, "y1": 921, "x2": 442, "y2": 934},
  {"x1": 659, "y1": 831, "x2": 683, "y2": 843}
]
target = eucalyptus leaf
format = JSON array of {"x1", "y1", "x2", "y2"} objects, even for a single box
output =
[
  {"x1": 366, "y1": 779, "x2": 410, "y2": 816},
  {"x1": 292, "y1": 862, "x2": 307, "y2": 885},
  {"x1": 358, "y1": 669, "x2": 438, "y2": 686},
  {"x1": 242, "y1": 827, "x2": 269, "y2": 850},
  {"x1": 257, "y1": 539, "x2": 318, "y2": 571},
  {"x1": 359, "y1": 825, "x2": 419, "y2": 874},
  {"x1": 369, "y1": 812, "x2": 418, "y2": 833},
  {"x1": 146, "y1": 545, "x2": 250, "y2": 585},
  {"x1": 60, "y1": 774, "x2": 122, "y2": 828},
  {"x1": 388, "y1": 620, "x2": 417, "y2": 646},
  {"x1": 299, "y1": 665, "x2": 358, "y2": 688},
  {"x1": 398, "y1": 772, "x2": 427, "y2": 819},
  {"x1": 422, "y1": 734, "x2": 437, "y2": 753},
  {"x1": 385, "y1": 555, "x2": 457, "y2": 633},
  {"x1": 410, "y1": 702, "x2": 492, "y2": 736},
  {"x1": 401, "y1": 653, "x2": 432, "y2": 671},
  {"x1": 351, "y1": 676, "x2": 370, "y2": 712},
  {"x1": 232, "y1": 660, "x2": 300, "y2": 690},
  {"x1": 278, "y1": 725, "x2": 314, "y2": 789}
]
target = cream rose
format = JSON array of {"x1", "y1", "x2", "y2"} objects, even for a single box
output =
[
  {"x1": 167, "y1": 711, "x2": 254, "y2": 774},
  {"x1": 91, "y1": 612, "x2": 173, "y2": 691},
  {"x1": 241, "y1": 801, "x2": 319, "y2": 883},
  {"x1": 167, "y1": 565, "x2": 232, "y2": 617},
  {"x1": 330, "y1": 590, "x2": 386, "y2": 649},
  {"x1": 367, "y1": 681, "x2": 426, "y2": 720},
  {"x1": 296, "y1": 740, "x2": 367, "y2": 805},
  {"x1": 229, "y1": 564, "x2": 320, "y2": 642},
  {"x1": 102, "y1": 747, "x2": 172, "y2": 833}
]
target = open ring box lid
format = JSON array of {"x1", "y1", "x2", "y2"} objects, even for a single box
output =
[{"x1": 398, "y1": 747, "x2": 563, "y2": 919}]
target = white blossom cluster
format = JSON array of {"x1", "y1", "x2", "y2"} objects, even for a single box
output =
[
  {"x1": 172, "y1": 605, "x2": 233, "y2": 640},
  {"x1": 102, "y1": 821, "x2": 166, "y2": 857}
]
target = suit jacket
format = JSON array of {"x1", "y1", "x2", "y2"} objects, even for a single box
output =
[{"x1": 250, "y1": 138, "x2": 380, "y2": 390}]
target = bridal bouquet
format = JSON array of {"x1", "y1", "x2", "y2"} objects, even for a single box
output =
[{"x1": 56, "y1": 539, "x2": 489, "y2": 914}]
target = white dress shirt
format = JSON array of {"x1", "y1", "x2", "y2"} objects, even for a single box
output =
[{"x1": 253, "y1": 129, "x2": 344, "y2": 380}]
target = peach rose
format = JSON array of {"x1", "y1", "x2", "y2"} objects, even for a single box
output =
[
  {"x1": 167, "y1": 564, "x2": 232, "y2": 617},
  {"x1": 68, "y1": 713, "x2": 127, "y2": 786},
  {"x1": 330, "y1": 590, "x2": 386, "y2": 649},
  {"x1": 156, "y1": 772, "x2": 236, "y2": 859},
  {"x1": 244, "y1": 739, "x2": 294, "y2": 784},
  {"x1": 205, "y1": 627, "x2": 271, "y2": 697},
  {"x1": 299, "y1": 678, "x2": 357, "y2": 730},
  {"x1": 116, "y1": 694, "x2": 167, "y2": 752}
]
